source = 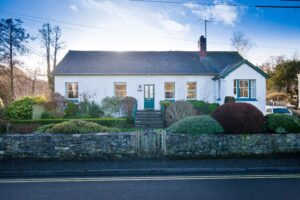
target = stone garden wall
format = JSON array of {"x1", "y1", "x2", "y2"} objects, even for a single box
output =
[
  {"x1": 0, "y1": 133, "x2": 137, "y2": 160},
  {"x1": 1, "y1": 132, "x2": 300, "y2": 160},
  {"x1": 166, "y1": 133, "x2": 300, "y2": 158}
]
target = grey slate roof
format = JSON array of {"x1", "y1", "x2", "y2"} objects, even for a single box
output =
[
  {"x1": 213, "y1": 60, "x2": 269, "y2": 80},
  {"x1": 53, "y1": 50, "x2": 245, "y2": 75}
]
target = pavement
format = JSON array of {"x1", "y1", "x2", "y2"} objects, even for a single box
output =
[{"x1": 1, "y1": 156, "x2": 300, "y2": 178}]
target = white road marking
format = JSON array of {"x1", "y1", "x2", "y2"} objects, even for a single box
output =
[{"x1": 0, "y1": 174, "x2": 300, "y2": 184}]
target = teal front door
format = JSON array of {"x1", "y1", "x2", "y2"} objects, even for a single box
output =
[{"x1": 144, "y1": 84, "x2": 155, "y2": 110}]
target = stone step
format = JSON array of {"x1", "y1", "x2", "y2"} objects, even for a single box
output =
[
  {"x1": 135, "y1": 122, "x2": 164, "y2": 125},
  {"x1": 136, "y1": 124, "x2": 164, "y2": 128},
  {"x1": 136, "y1": 111, "x2": 161, "y2": 114},
  {"x1": 136, "y1": 113, "x2": 161, "y2": 116},
  {"x1": 135, "y1": 110, "x2": 163, "y2": 128},
  {"x1": 135, "y1": 116, "x2": 162, "y2": 120}
]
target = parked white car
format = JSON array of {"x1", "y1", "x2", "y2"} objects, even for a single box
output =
[{"x1": 266, "y1": 106, "x2": 293, "y2": 115}]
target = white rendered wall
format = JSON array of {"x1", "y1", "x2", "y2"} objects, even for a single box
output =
[
  {"x1": 221, "y1": 63, "x2": 267, "y2": 114},
  {"x1": 55, "y1": 75, "x2": 216, "y2": 110}
]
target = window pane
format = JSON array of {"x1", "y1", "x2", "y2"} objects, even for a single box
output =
[
  {"x1": 187, "y1": 82, "x2": 196, "y2": 90},
  {"x1": 144, "y1": 86, "x2": 149, "y2": 98},
  {"x1": 165, "y1": 82, "x2": 175, "y2": 99},
  {"x1": 72, "y1": 82, "x2": 78, "y2": 90},
  {"x1": 165, "y1": 92, "x2": 174, "y2": 99},
  {"x1": 68, "y1": 91, "x2": 78, "y2": 98},
  {"x1": 186, "y1": 82, "x2": 197, "y2": 100},
  {"x1": 165, "y1": 82, "x2": 174, "y2": 91},
  {"x1": 149, "y1": 85, "x2": 153, "y2": 98},
  {"x1": 66, "y1": 82, "x2": 78, "y2": 99},
  {"x1": 187, "y1": 91, "x2": 196, "y2": 99},
  {"x1": 115, "y1": 83, "x2": 126, "y2": 91},
  {"x1": 114, "y1": 83, "x2": 127, "y2": 97},
  {"x1": 115, "y1": 91, "x2": 126, "y2": 98}
]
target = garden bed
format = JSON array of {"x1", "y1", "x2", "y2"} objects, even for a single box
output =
[{"x1": 9, "y1": 118, "x2": 129, "y2": 133}]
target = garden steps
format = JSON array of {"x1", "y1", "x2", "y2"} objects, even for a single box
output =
[{"x1": 135, "y1": 110, "x2": 164, "y2": 128}]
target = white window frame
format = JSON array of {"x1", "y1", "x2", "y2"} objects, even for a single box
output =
[
  {"x1": 114, "y1": 82, "x2": 127, "y2": 98},
  {"x1": 186, "y1": 82, "x2": 197, "y2": 100},
  {"x1": 238, "y1": 79, "x2": 249, "y2": 98},
  {"x1": 250, "y1": 79, "x2": 256, "y2": 98},
  {"x1": 65, "y1": 82, "x2": 78, "y2": 100},
  {"x1": 164, "y1": 82, "x2": 175, "y2": 100},
  {"x1": 234, "y1": 79, "x2": 256, "y2": 99}
]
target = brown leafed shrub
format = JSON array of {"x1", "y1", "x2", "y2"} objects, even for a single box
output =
[
  {"x1": 44, "y1": 93, "x2": 66, "y2": 118},
  {"x1": 165, "y1": 101, "x2": 196, "y2": 126},
  {"x1": 212, "y1": 102, "x2": 265, "y2": 134},
  {"x1": 121, "y1": 96, "x2": 137, "y2": 118}
]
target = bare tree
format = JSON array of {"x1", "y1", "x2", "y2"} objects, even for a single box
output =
[
  {"x1": 231, "y1": 31, "x2": 253, "y2": 55},
  {"x1": 52, "y1": 26, "x2": 63, "y2": 68},
  {"x1": 39, "y1": 23, "x2": 63, "y2": 99},
  {"x1": 0, "y1": 18, "x2": 30, "y2": 101},
  {"x1": 30, "y1": 67, "x2": 41, "y2": 95}
]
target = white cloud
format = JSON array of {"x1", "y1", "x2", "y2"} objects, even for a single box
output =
[
  {"x1": 69, "y1": 4, "x2": 78, "y2": 11},
  {"x1": 184, "y1": 1, "x2": 243, "y2": 26},
  {"x1": 77, "y1": 0, "x2": 190, "y2": 38}
]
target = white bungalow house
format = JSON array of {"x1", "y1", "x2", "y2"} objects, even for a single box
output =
[{"x1": 53, "y1": 36, "x2": 268, "y2": 114}]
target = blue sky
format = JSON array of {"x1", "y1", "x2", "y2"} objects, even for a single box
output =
[{"x1": 0, "y1": 0, "x2": 299, "y2": 73}]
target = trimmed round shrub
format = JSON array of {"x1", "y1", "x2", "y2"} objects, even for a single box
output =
[
  {"x1": 212, "y1": 103, "x2": 264, "y2": 134},
  {"x1": 169, "y1": 115, "x2": 224, "y2": 135},
  {"x1": 43, "y1": 119, "x2": 121, "y2": 134},
  {"x1": 265, "y1": 114, "x2": 300, "y2": 133},
  {"x1": 5, "y1": 96, "x2": 46, "y2": 120},
  {"x1": 165, "y1": 101, "x2": 196, "y2": 126}
]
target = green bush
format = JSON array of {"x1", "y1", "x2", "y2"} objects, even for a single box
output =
[
  {"x1": 11, "y1": 118, "x2": 128, "y2": 128},
  {"x1": 41, "y1": 111, "x2": 56, "y2": 119},
  {"x1": 64, "y1": 102, "x2": 80, "y2": 118},
  {"x1": 41, "y1": 119, "x2": 121, "y2": 134},
  {"x1": 189, "y1": 100, "x2": 219, "y2": 115},
  {"x1": 5, "y1": 96, "x2": 46, "y2": 120},
  {"x1": 78, "y1": 96, "x2": 104, "y2": 118},
  {"x1": 101, "y1": 96, "x2": 122, "y2": 116},
  {"x1": 266, "y1": 114, "x2": 300, "y2": 133},
  {"x1": 169, "y1": 115, "x2": 224, "y2": 135},
  {"x1": 224, "y1": 96, "x2": 235, "y2": 103},
  {"x1": 160, "y1": 100, "x2": 172, "y2": 109}
]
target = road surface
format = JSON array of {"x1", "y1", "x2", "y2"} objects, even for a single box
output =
[{"x1": 0, "y1": 174, "x2": 300, "y2": 200}]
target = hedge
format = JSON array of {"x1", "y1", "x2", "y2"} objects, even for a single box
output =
[
  {"x1": 11, "y1": 118, "x2": 128, "y2": 128},
  {"x1": 189, "y1": 100, "x2": 219, "y2": 115},
  {"x1": 265, "y1": 114, "x2": 300, "y2": 133},
  {"x1": 37, "y1": 120, "x2": 121, "y2": 134}
]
